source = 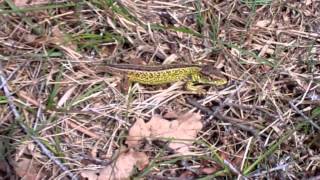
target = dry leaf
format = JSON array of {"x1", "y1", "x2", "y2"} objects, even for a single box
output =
[
  {"x1": 255, "y1": 20, "x2": 271, "y2": 28},
  {"x1": 14, "y1": 0, "x2": 50, "y2": 7},
  {"x1": 231, "y1": 150, "x2": 245, "y2": 168},
  {"x1": 57, "y1": 86, "x2": 77, "y2": 107},
  {"x1": 81, "y1": 149, "x2": 149, "y2": 180},
  {"x1": 126, "y1": 112, "x2": 203, "y2": 154},
  {"x1": 201, "y1": 166, "x2": 221, "y2": 174},
  {"x1": 178, "y1": 171, "x2": 195, "y2": 179},
  {"x1": 50, "y1": 26, "x2": 74, "y2": 47},
  {"x1": 13, "y1": 158, "x2": 45, "y2": 180},
  {"x1": 126, "y1": 118, "x2": 151, "y2": 148},
  {"x1": 100, "y1": 45, "x2": 117, "y2": 58},
  {"x1": 23, "y1": 34, "x2": 37, "y2": 43},
  {"x1": 305, "y1": 0, "x2": 312, "y2": 5},
  {"x1": 48, "y1": 26, "x2": 82, "y2": 59},
  {"x1": 200, "y1": 150, "x2": 245, "y2": 175}
]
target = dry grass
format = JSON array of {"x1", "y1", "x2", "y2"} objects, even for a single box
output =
[{"x1": 0, "y1": 0, "x2": 320, "y2": 179}]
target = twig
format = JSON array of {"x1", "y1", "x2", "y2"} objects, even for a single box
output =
[
  {"x1": 247, "y1": 163, "x2": 289, "y2": 177},
  {"x1": 186, "y1": 98, "x2": 259, "y2": 136},
  {"x1": 289, "y1": 101, "x2": 320, "y2": 130},
  {"x1": 0, "y1": 65, "x2": 78, "y2": 180},
  {"x1": 306, "y1": 175, "x2": 320, "y2": 180},
  {"x1": 211, "y1": 77, "x2": 250, "y2": 118},
  {"x1": 223, "y1": 159, "x2": 248, "y2": 180}
]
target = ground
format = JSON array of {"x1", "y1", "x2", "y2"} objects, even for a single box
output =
[{"x1": 0, "y1": 0, "x2": 320, "y2": 179}]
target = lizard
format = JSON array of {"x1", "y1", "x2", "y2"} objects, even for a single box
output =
[{"x1": 93, "y1": 63, "x2": 227, "y2": 93}]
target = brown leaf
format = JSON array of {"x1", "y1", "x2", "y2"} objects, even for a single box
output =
[
  {"x1": 178, "y1": 171, "x2": 195, "y2": 179},
  {"x1": 232, "y1": 150, "x2": 245, "y2": 167},
  {"x1": 126, "y1": 112, "x2": 203, "y2": 154},
  {"x1": 13, "y1": 0, "x2": 50, "y2": 7},
  {"x1": 13, "y1": 158, "x2": 45, "y2": 180},
  {"x1": 126, "y1": 118, "x2": 151, "y2": 148},
  {"x1": 255, "y1": 20, "x2": 271, "y2": 28},
  {"x1": 81, "y1": 149, "x2": 149, "y2": 180},
  {"x1": 100, "y1": 45, "x2": 117, "y2": 58},
  {"x1": 57, "y1": 86, "x2": 77, "y2": 107},
  {"x1": 201, "y1": 166, "x2": 221, "y2": 174},
  {"x1": 48, "y1": 26, "x2": 81, "y2": 59}
]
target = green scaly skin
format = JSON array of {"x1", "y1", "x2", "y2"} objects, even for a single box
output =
[{"x1": 95, "y1": 64, "x2": 227, "y2": 92}]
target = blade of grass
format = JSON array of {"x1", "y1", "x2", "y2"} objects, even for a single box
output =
[
  {"x1": 195, "y1": 0, "x2": 204, "y2": 31},
  {"x1": 68, "y1": 84, "x2": 105, "y2": 107},
  {"x1": 198, "y1": 139, "x2": 233, "y2": 176},
  {"x1": 92, "y1": 0, "x2": 138, "y2": 22},
  {"x1": 73, "y1": 33, "x2": 125, "y2": 49},
  {"x1": 222, "y1": 41, "x2": 276, "y2": 67},
  {"x1": 240, "y1": 0, "x2": 273, "y2": 6},
  {"x1": 0, "y1": 2, "x2": 78, "y2": 14},
  {"x1": 150, "y1": 24, "x2": 202, "y2": 37},
  {"x1": 134, "y1": 150, "x2": 166, "y2": 178},
  {"x1": 0, "y1": 68, "x2": 77, "y2": 179},
  {"x1": 243, "y1": 121, "x2": 307, "y2": 175},
  {"x1": 209, "y1": 14, "x2": 221, "y2": 49},
  {"x1": 311, "y1": 107, "x2": 320, "y2": 118},
  {"x1": 197, "y1": 169, "x2": 230, "y2": 180},
  {"x1": 4, "y1": 0, "x2": 44, "y2": 35},
  {"x1": 47, "y1": 67, "x2": 63, "y2": 109},
  {"x1": 0, "y1": 96, "x2": 8, "y2": 104}
]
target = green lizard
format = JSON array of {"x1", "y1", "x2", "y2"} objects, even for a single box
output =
[{"x1": 94, "y1": 63, "x2": 227, "y2": 93}]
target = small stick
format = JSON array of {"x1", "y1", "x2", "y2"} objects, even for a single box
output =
[
  {"x1": 289, "y1": 101, "x2": 320, "y2": 130},
  {"x1": 186, "y1": 98, "x2": 259, "y2": 136},
  {"x1": 210, "y1": 77, "x2": 250, "y2": 118}
]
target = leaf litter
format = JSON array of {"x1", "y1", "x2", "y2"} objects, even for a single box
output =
[
  {"x1": 81, "y1": 149, "x2": 149, "y2": 180},
  {"x1": 80, "y1": 112, "x2": 202, "y2": 179},
  {"x1": 126, "y1": 112, "x2": 203, "y2": 154},
  {"x1": 1, "y1": 0, "x2": 320, "y2": 179},
  {"x1": 13, "y1": 158, "x2": 45, "y2": 180}
]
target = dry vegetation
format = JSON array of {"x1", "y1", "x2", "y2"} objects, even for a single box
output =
[{"x1": 0, "y1": 0, "x2": 320, "y2": 179}]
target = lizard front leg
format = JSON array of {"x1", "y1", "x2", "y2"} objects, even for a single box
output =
[{"x1": 185, "y1": 81, "x2": 206, "y2": 94}]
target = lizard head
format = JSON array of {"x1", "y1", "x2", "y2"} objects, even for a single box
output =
[{"x1": 199, "y1": 66, "x2": 228, "y2": 86}]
